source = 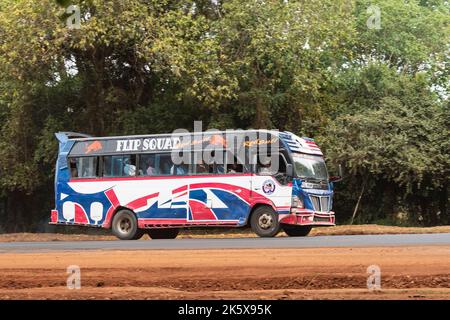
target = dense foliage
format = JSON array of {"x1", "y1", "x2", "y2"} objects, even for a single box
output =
[{"x1": 0, "y1": 0, "x2": 448, "y2": 231}]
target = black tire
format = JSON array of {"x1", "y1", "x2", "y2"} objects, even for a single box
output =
[
  {"x1": 111, "y1": 209, "x2": 143, "y2": 240},
  {"x1": 147, "y1": 228, "x2": 179, "y2": 239},
  {"x1": 250, "y1": 206, "x2": 281, "y2": 237},
  {"x1": 282, "y1": 225, "x2": 312, "y2": 237}
]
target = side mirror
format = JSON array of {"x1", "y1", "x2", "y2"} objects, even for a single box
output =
[
  {"x1": 329, "y1": 175, "x2": 342, "y2": 183},
  {"x1": 286, "y1": 164, "x2": 293, "y2": 177},
  {"x1": 329, "y1": 164, "x2": 343, "y2": 182}
]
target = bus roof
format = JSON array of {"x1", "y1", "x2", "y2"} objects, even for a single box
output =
[
  {"x1": 61, "y1": 129, "x2": 277, "y2": 142},
  {"x1": 58, "y1": 130, "x2": 323, "y2": 157}
]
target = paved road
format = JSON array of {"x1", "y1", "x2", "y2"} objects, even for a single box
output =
[{"x1": 0, "y1": 233, "x2": 449, "y2": 253}]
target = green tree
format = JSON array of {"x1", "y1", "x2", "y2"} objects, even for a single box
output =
[
  {"x1": 0, "y1": 0, "x2": 448, "y2": 231},
  {"x1": 322, "y1": 66, "x2": 449, "y2": 225}
]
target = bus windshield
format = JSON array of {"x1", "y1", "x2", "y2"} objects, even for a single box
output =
[{"x1": 292, "y1": 153, "x2": 328, "y2": 181}]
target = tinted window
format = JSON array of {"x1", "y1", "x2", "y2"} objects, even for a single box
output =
[
  {"x1": 198, "y1": 151, "x2": 246, "y2": 175},
  {"x1": 139, "y1": 154, "x2": 157, "y2": 176},
  {"x1": 103, "y1": 155, "x2": 137, "y2": 177},
  {"x1": 193, "y1": 152, "x2": 213, "y2": 175},
  {"x1": 226, "y1": 153, "x2": 244, "y2": 174},
  {"x1": 256, "y1": 153, "x2": 286, "y2": 175},
  {"x1": 137, "y1": 153, "x2": 189, "y2": 176},
  {"x1": 69, "y1": 157, "x2": 98, "y2": 178}
]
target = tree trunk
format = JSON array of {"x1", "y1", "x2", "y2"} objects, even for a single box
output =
[
  {"x1": 438, "y1": 183, "x2": 448, "y2": 224},
  {"x1": 350, "y1": 177, "x2": 367, "y2": 225}
]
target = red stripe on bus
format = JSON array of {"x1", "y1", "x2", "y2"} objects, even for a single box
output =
[
  {"x1": 126, "y1": 192, "x2": 159, "y2": 211},
  {"x1": 189, "y1": 199, "x2": 217, "y2": 221},
  {"x1": 172, "y1": 185, "x2": 188, "y2": 194},
  {"x1": 74, "y1": 203, "x2": 89, "y2": 224},
  {"x1": 103, "y1": 189, "x2": 120, "y2": 228},
  {"x1": 137, "y1": 218, "x2": 239, "y2": 227}
]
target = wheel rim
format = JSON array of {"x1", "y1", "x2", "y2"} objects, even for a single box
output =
[
  {"x1": 117, "y1": 217, "x2": 132, "y2": 234},
  {"x1": 258, "y1": 213, "x2": 273, "y2": 229}
]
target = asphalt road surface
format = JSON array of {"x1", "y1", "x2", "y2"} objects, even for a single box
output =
[{"x1": 0, "y1": 233, "x2": 449, "y2": 253}]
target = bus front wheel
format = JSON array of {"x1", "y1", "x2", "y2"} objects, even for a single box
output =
[
  {"x1": 147, "y1": 228, "x2": 179, "y2": 239},
  {"x1": 250, "y1": 206, "x2": 281, "y2": 237},
  {"x1": 111, "y1": 209, "x2": 144, "y2": 240},
  {"x1": 282, "y1": 225, "x2": 312, "y2": 237}
]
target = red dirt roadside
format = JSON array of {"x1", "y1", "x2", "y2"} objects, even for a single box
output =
[{"x1": 0, "y1": 246, "x2": 449, "y2": 300}]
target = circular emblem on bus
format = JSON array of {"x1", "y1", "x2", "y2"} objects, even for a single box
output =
[{"x1": 262, "y1": 180, "x2": 276, "y2": 195}]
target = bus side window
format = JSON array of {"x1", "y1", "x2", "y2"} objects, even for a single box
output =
[
  {"x1": 257, "y1": 157, "x2": 274, "y2": 175},
  {"x1": 256, "y1": 154, "x2": 286, "y2": 175},
  {"x1": 278, "y1": 153, "x2": 287, "y2": 174},
  {"x1": 226, "y1": 155, "x2": 244, "y2": 174},
  {"x1": 193, "y1": 152, "x2": 213, "y2": 175},
  {"x1": 158, "y1": 153, "x2": 175, "y2": 175},
  {"x1": 71, "y1": 157, "x2": 97, "y2": 178},
  {"x1": 103, "y1": 155, "x2": 136, "y2": 177},
  {"x1": 139, "y1": 154, "x2": 157, "y2": 176},
  {"x1": 102, "y1": 156, "x2": 111, "y2": 177},
  {"x1": 195, "y1": 161, "x2": 209, "y2": 174},
  {"x1": 103, "y1": 156, "x2": 120, "y2": 177},
  {"x1": 69, "y1": 158, "x2": 78, "y2": 178}
]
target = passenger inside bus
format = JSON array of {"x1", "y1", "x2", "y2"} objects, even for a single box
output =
[
  {"x1": 69, "y1": 157, "x2": 97, "y2": 178},
  {"x1": 171, "y1": 164, "x2": 188, "y2": 175},
  {"x1": 226, "y1": 162, "x2": 243, "y2": 173},
  {"x1": 195, "y1": 159, "x2": 213, "y2": 174},
  {"x1": 69, "y1": 158, "x2": 78, "y2": 177},
  {"x1": 123, "y1": 156, "x2": 136, "y2": 176},
  {"x1": 226, "y1": 155, "x2": 244, "y2": 174},
  {"x1": 215, "y1": 164, "x2": 225, "y2": 174},
  {"x1": 145, "y1": 157, "x2": 156, "y2": 175}
]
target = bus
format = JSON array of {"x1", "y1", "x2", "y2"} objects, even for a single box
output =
[{"x1": 50, "y1": 130, "x2": 340, "y2": 239}]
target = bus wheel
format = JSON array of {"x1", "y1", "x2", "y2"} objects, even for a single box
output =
[
  {"x1": 250, "y1": 206, "x2": 281, "y2": 237},
  {"x1": 282, "y1": 225, "x2": 312, "y2": 237},
  {"x1": 111, "y1": 209, "x2": 143, "y2": 240},
  {"x1": 147, "y1": 228, "x2": 179, "y2": 239}
]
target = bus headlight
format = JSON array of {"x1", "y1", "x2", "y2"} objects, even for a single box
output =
[{"x1": 291, "y1": 195, "x2": 304, "y2": 208}]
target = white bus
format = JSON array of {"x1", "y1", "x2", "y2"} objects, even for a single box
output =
[{"x1": 50, "y1": 130, "x2": 339, "y2": 239}]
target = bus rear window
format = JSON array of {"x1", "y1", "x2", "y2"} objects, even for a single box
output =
[{"x1": 69, "y1": 157, "x2": 98, "y2": 178}]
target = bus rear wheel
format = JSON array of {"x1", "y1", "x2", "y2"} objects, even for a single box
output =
[
  {"x1": 147, "y1": 228, "x2": 179, "y2": 239},
  {"x1": 250, "y1": 206, "x2": 281, "y2": 237},
  {"x1": 111, "y1": 209, "x2": 144, "y2": 240},
  {"x1": 282, "y1": 225, "x2": 312, "y2": 237}
]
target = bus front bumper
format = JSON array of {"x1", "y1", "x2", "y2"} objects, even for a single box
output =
[{"x1": 279, "y1": 209, "x2": 335, "y2": 226}]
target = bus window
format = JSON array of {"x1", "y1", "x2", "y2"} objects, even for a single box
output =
[
  {"x1": 256, "y1": 154, "x2": 287, "y2": 177},
  {"x1": 70, "y1": 157, "x2": 98, "y2": 178},
  {"x1": 157, "y1": 153, "x2": 173, "y2": 175},
  {"x1": 137, "y1": 153, "x2": 187, "y2": 177},
  {"x1": 69, "y1": 158, "x2": 78, "y2": 177},
  {"x1": 278, "y1": 153, "x2": 287, "y2": 174},
  {"x1": 226, "y1": 155, "x2": 244, "y2": 174},
  {"x1": 170, "y1": 163, "x2": 188, "y2": 175},
  {"x1": 257, "y1": 156, "x2": 275, "y2": 176},
  {"x1": 193, "y1": 152, "x2": 213, "y2": 175},
  {"x1": 103, "y1": 156, "x2": 121, "y2": 177},
  {"x1": 226, "y1": 162, "x2": 243, "y2": 174},
  {"x1": 103, "y1": 155, "x2": 136, "y2": 177},
  {"x1": 198, "y1": 162, "x2": 213, "y2": 174},
  {"x1": 139, "y1": 154, "x2": 157, "y2": 176},
  {"x1": 223, "y1": 151, "x2": 245, "y2": 174}
]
